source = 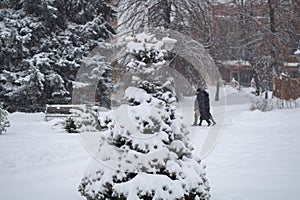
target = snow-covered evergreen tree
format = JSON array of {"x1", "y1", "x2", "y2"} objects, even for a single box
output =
[
  {"x1": 72, "y1": 43, "x2": 114, "y2": 108},
  {"x1": 78, "y1": 32, "x2": 210, "y2": 200},
  {"x1": 0, "y1": 104, "x2": 10, "y2": 134},
  {"x1": 64, "y1": 108, "x2": 100, "y2": 133},
  {"x1": 0, "y1": 0, "x2": 116, "y2": 111}
]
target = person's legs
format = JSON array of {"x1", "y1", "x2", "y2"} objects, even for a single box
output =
[
  {"x1": 192, "y1": 112, "x2": 198, "y2": 126},
  {"x1": 209, "y1": 113, "x2": 216, "y2": 125},
  {"x1": 206, "y1": 119, "x2": 211, "y2": 126},
  {"x1": 198, "y1": 119, "x2": 203, "y2": 126},
  {"x1": 211, "y1": 118, "x2": 216, "y2": 125}
]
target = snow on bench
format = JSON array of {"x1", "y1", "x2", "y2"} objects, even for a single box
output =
[{"x1": 44, "y1": 104, "x2": 86, "y2": 121}]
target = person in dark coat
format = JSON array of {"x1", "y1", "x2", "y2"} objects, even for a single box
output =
[
  {"x1": 196, "y1": 88, "x2": 216, "y2": 126},
  {"x1": 203, "y1": 90, "x2": 216, "y2": 126}
]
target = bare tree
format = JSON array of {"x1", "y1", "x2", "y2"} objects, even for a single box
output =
[
  {"x1": 114, "y1": 0, "x2": 217, "y2": 98},
  {"x1": 211, "y1": 0, "x2": 299, "y2": 95},
  {"x1": 117, "y1": 0, "x2": 212, "y2": 46}
]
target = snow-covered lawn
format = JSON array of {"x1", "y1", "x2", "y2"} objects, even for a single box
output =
[
  {"x1": 1, "y1": 88, "x2": 300, "y2": 200},
  {"x1": 204, "y1": 101, "x2": 300, "y2": 200},
  {"x1": 0, "y1": 114, "x2": 89, "y2": 200}
]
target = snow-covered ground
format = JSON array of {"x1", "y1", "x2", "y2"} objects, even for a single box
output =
[{"x1": 1, "y1": 87, "x2": 300, "y2": 200}]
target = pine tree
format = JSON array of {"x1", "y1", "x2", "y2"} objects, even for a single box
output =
[
  {"x1": 0, "y1": 104, "x2": 10, "y2": 134},
  {"x1": 0, "y1": 0, "x2": 116, "y2": 111},
  {"x1": 78, "y1": 32, "x2": 210, "y2": 200}
]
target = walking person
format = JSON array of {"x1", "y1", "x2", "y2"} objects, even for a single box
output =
[
  {"x1": 192, "y1": 97, "x2": 200, "y2": 126},
  {"x1": 203, "y1": 89, "x2": 216, "y2": 126},
  {"x1": 196, "y1": 88, "x2": 216, "y2": 126}
]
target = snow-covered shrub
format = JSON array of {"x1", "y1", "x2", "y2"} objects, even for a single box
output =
[
  {"x1": 78, "y1": 82, "x2": 210, "y2": 200},
  {"x1": 250, "y1": 95, "x2": 300, "y2": 111},
  {"x1": 97, "y1": 111, "x2": 112, "y2": 130},
  {"x1": 250, "y1": 98, "x2": 274, "y2": 112},
  {"x1": 65, "y1": 117, "x2": 79, "y2": 133},
  {"x1": 0, "y1": 104, "x2": 10, "y2": 134},
  {"x1": 274, "y1": 98, "x2": 300, "y2": 109},
  {"x1": 65, "y1": 108, "x2": 100, "y2": 133}
]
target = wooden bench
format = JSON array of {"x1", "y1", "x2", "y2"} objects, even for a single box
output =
[{"x1": 44, "y1": 104, "x2": 86, "y2": 121}]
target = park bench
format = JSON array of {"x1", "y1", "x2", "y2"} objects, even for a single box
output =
[{"x1": 44, "y1": 104, "x2": 86, "y2": 121}]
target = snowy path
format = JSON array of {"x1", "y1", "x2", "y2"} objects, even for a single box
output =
[
  {"x1": 1, "y1": 88, "x2": 300, "y2": 200},
  {"x1": 205, "y1": 106, "x2": 300, "y2": 200},
  {"x1": 182, "y1": 89, "x2": 300, "y2": 200}
]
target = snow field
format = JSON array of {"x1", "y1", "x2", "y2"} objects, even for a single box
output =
[
  {"x1": 1, "y1": 87, "x2": 300, "y2": 199},
  {"x1": 0, "y1": 113, "x2": 89, "y2": 200}
]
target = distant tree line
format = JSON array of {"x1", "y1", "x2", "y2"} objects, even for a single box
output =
[
  {"x1": 1, "y1": 0, "x2": 299, "y2": 112},
  {"x1": 117, "y1": 0, "x2": 300, "y2": 95},
  {"x1": 210, "y1": 0, "x2": 300, "y2": 94}
]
